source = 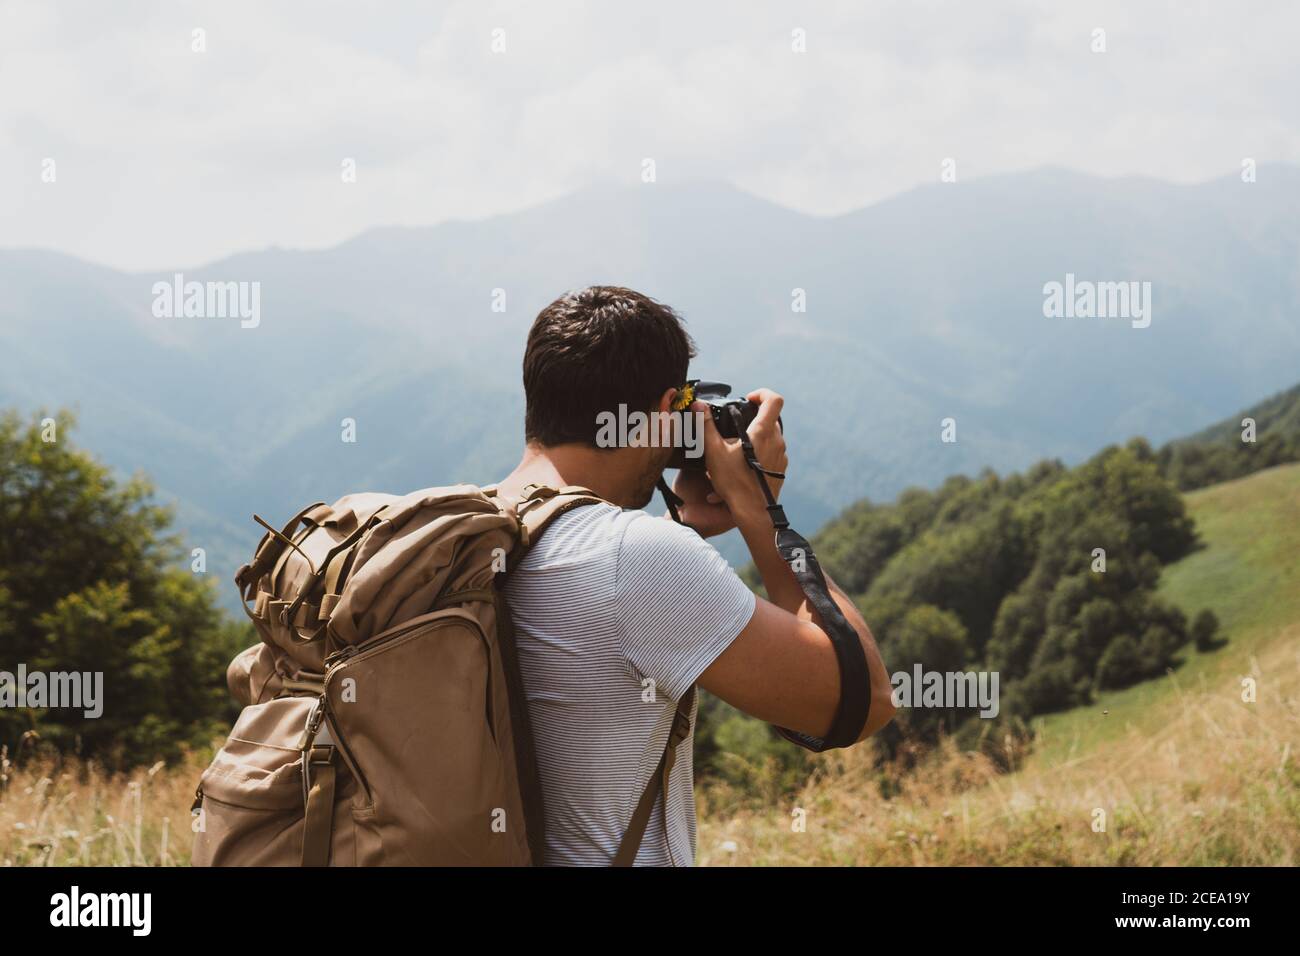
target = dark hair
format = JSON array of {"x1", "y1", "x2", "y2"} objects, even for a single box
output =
[{"x1": 523, "y1": 286, "x2": 696, "y2": 447}]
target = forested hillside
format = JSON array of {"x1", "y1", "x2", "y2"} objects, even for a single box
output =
[
  {"x1": 699, "y1": 463, "x2": 1300, "y2": 866},
  {"x1": 783, "y1": 377, "x2": 1300, "y2": 761},
  {"x1": 1157, "y1": 382, "x2": 1300, "y2": 490},
  {"x1": 811, "y1": 439, "x2": 1216, "y2": 757}
]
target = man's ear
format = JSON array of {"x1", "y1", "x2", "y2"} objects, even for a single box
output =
[{"x1": 656, "y1": 386, "x2": 678, "y2": 415}]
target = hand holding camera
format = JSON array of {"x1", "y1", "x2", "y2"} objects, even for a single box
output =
[
  {"x1": 660, "y1": 383, "x2": 876, "y2": 752},
  {"x1": 668, "y1": 383, "x2": 787, "y2": 535},
  {"x1": 698, "y1": 387, "x2": 787, "y2": 526}
]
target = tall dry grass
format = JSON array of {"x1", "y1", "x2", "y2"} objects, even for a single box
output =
[
  {"x1": 2, "y1": 633, "x2": 1296, "y2": 867},
  {"x1": 697, "y1": 627, "x2": 1300, "y2": 866},
  {"x1": 0, "y1": 744, "x2": 207, "y2": 866}
]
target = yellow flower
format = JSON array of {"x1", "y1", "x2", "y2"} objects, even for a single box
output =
[{"x1": 672, "y1": 382, "x2": 696, "y2": 411}]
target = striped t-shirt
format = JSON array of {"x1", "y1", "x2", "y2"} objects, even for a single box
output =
[{"x1": 503, "y1": 502, "x2": 756, "y2": 866}]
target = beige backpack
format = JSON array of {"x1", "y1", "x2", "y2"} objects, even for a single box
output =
[{"x1": 191, "y1": 483, "x2": 694, "y2": 867}]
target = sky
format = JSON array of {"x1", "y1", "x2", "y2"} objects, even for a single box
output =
[{"x1": 1, "y1": 0, "x2": 1298, "y2": 271}]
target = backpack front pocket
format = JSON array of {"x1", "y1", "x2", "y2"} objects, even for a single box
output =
[{"x1": 191, "y1": 697, "x2": 357, "y2": 865}]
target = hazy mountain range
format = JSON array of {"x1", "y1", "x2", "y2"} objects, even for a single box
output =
[{"x1": 3, "y1": 166, "x2": 1299, "y2": 602}]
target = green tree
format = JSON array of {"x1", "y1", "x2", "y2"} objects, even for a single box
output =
[
  {"x1": 883, "y1": 604, "x2": 969, "y2": 739},
  {"x1": 1192, "y1": 608, "x2": 1222, "y2": 652},
  {"x1": 0, "y1": 409, "x2": 247, "y2": 764},
  {"x1": 1096, "y1": 634, "x2": 1143, "y2": 690}
]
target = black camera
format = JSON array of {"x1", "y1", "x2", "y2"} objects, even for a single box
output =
[{"x1": 668, "y1": 380, "x2": 766, "y2": 470}]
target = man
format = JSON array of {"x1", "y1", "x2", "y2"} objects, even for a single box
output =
[{"x1": 496, "y1": 286, "x2": 895, "y2": 866}]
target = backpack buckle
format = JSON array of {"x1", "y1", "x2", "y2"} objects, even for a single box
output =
[
  {"x1": 296, "y1": 697, "x2": 327, "y2": 751},
  {"x1": 301, "y1": 743, "x2": 335, "y2": 808},
  {"x1": 522, "y1": 483, "x2": 558, "y2": 501}
]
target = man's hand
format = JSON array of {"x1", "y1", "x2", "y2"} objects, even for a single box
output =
[
  {"x1": 691, "y1": 388, "x2": 896, "y2": 742},
  {"x1": 699, "y1": 389, "x2": 787, "y2": 527},
  {"x1": 669, "y1": 469, "x2": 735, "y2": 538}
]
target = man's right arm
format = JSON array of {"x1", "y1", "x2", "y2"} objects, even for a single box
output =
[
  {"x1": 693, "y1": 390, "x2": 896, "y2": 742},
  {"x1": 700, "y1": 503, "x2": 895, "y2": 742}
]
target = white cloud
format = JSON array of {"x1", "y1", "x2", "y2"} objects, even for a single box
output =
[{"x1": 1, "y1": 0, "x2": 1297, "y2": 270}]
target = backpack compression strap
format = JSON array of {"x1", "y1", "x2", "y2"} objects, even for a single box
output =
[{"x1": 661, "y1": 406, "x2": 873, "y2": 752}]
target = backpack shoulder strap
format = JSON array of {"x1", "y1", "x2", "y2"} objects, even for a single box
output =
[
  {"x1": 512, "y1": 484, "x2": 604, "y2": 549},
  {"x1": 496, "y1": 482, "x2": 694, "y2": 865},
  {"x1": 487, "y1": 482, "x2": 604, "y2": 866},
  {"x1": 613, "y1": 686, "x2": 696, "y2": 867}
]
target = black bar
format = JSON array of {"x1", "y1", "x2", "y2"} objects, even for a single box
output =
[{"x1": 2, "y1": 865, "x2": 1282, "y2": 941}]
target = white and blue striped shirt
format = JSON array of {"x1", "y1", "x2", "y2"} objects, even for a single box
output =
[{"x1": 504, "y1": 503, "x2": 755, "y2": 866}]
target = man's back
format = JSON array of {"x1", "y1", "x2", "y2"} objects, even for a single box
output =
[{"x1": 504, "y1": 502, "x2": 755, "y2": 866}]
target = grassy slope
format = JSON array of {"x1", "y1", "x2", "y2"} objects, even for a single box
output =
[
  {"x1": 1032, "y1": 462, "x2": 1300, "y2": 763},
  {"x1": 698, "y1": 463, "x2": 1300, "y2": 865}
]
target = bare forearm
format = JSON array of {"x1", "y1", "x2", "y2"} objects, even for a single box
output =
[
  {"x1": 738, "y1": 509, "x2": 895, "y2": 737},
  {"x1": 736, "y1": 510, "x2": 808, "y2": 614}
]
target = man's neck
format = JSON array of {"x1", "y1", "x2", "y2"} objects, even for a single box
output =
[{"x1": 497, "y1": 443, "x2": 645, "y2": 508}]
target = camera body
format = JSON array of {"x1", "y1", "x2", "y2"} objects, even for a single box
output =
[{"x1": 668, "y1": 381, "x2": 764, "y2": 471}]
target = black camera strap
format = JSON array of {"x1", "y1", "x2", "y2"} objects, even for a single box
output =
[
  {"x1": 658, "y1": 476, "x2": 684, "y2": 524},
  {"x1": 660, "y1": 407, "x2": 873, "y2": 751}
]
